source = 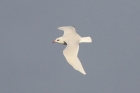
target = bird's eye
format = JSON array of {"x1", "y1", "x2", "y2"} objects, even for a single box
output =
[{"x1": 57, "y1": 39, "x2": 59, "y2": 41}]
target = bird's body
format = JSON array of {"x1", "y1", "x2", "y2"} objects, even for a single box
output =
[{"x1": 53, "y1": 26, "x2": 92, "y2": 75}]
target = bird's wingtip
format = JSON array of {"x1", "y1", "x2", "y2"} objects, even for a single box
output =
[{"x1": 83, "y1": 72, "x2": 86, "y2": 75}]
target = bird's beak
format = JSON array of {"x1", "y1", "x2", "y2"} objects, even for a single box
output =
[{"x1": 52, "y1": 41, "x2": 55, "y2": 43}]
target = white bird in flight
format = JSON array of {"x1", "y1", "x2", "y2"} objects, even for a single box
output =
[{"x1": 53, "y1": 26, "x2": 92, "y2": 75}]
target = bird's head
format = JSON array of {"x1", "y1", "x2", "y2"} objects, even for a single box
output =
[{"x1": 53, "y1": 37, "x2": 67, "y2": 45}]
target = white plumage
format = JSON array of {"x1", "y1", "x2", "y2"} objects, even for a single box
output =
[{"x1": 53, "y1": 26, "x2": 92, "y2": 75}]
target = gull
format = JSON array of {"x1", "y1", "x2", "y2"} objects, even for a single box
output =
[{"x1": 53, "y1": 26, "x2": 92, "y2": 75}]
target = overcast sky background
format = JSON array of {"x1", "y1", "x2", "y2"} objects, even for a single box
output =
[{"x1": 0, "y1": 0, "x2": 140, "y2": 93}]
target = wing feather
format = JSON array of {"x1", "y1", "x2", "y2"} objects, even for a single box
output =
[
  {"x1": 58, "y1": 26, "x2": 77, "y2": 36},
  {"x1": 63, "y1": 44, "x2": 86, "y2": 75}
]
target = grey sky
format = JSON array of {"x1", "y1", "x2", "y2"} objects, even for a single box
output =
[{"x1": 0, "y1": 0, "x2": 140, "y2": 93}]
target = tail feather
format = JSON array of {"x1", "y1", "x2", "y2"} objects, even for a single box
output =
[{"x1": 80, "y1": 37, "x2": 92, "y2": 43}]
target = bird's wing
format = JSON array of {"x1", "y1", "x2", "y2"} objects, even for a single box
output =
[
  {"x1": 63, "y1": 43, "x2": 86, "y2": 75},
  {"x1": 58, "y1": 26, "x2": 77, "y2": 36}
]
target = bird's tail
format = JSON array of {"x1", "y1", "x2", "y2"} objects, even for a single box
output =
[{"x1": 80, "y1": 37, "x2": 92, "y2": 43}]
